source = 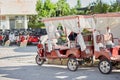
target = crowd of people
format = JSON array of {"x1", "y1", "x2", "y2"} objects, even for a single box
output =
[{"x1": 0, "y1": 28, "x2": 47, "y2": 46}]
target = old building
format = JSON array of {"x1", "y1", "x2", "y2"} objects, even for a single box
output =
[{"x1": 0, "y1": 0, "x2": 37, "y2": 30}]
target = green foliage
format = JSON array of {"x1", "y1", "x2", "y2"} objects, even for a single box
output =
[
  {"x1": 30, "y1": 0, "x2": 120, "y2": 28},
  {"x1": 92, "y1": 0, "x2": 110, "y2": 13},
  {"x1": 109, "y1": 2, "x2": 120, "y2": 12},
  {"x1": 75, "y1": 0, "x2": 81, "y2": 9},
  {"x1": 74, "y1": 0, "x2": 82, "y2": 15},
  {"x1": 28, "y1": 15, "x2": 44, "y2": 28},
  {"x1": 33, "y1": 0, "x2": 73, "y2": 28},
  {"x1": 69, "y1": 8, "x2": 77, "y2": 15},
  {"x1": 56, "y1": 0, "x2": 71, "y2": 16},
  {"x1": 36, "y1": 0, "x2": 56, "y2": 17},
  {"x1": 90, "y1": 0, "x2": 120, "y2": 14},
  {"x1": 36, "y1": 0, "x2": 72, "y2": 17},
  {"x1": 28, "y1": 21, "x2": 44, "y2": 28},
  {"x1": 36, "y1": 0, "x2": 43, "y2": 12},
  {"x1": 30, "y1": 0, "x2": 56, "y2": 28}
]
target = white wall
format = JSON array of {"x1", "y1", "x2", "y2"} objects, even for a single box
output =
[
  {"x1": 0, "y1": 15, "x2": 28, "y2": 30},
  {"x1": 24, "y1": 15, "x2": 28, "y2": 29},
  {"x1": 6, "y1": 16, "x2": 10, "y2": 29}
]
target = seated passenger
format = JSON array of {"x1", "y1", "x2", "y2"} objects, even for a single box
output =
[
  {"x1": 104, "y1": 27, "x2": 114, "y2": 48},
  {"x1": 55, "y1": 26, "x2": 68, "y2": 46},
  {"x1": 96, "y1": 34, "x2": 105, "y2": 51}
]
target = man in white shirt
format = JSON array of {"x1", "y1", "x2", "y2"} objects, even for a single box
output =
[{"x1": 104, "y1": 27, "x2": 114, "y2": 48}]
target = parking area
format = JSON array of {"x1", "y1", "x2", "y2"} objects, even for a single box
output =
[{"x1": 0, "y1": 46, "x2": 120, "y2": 80}]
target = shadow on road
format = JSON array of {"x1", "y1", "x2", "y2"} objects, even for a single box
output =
[
  {"x1": 0, "y1": 64, "x2": 120, "y2": 80},
  {"x1": 13, "y1": 46, "x2": 37, "y2": 53},
  {"x1": 0, "y1": 55, "x2": 33, "y2": 60}
]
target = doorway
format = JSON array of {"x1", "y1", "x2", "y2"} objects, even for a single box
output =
[{"x1": 10, "y1": 18, "x2": 15, "y2": 29}]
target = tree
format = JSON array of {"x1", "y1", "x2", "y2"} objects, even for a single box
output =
[
  {"x1": 92, "y1": 0, "x2": 110, "y2": 14},
  {"x1": 28, "y1": 0, "x2": 44, "y2": 28},
  {"x1": 75, "y1": 0, "x2": 81, "y2": 9},
  {"x1": 28, "y1": 15, "x2": 44, "y2": 28},
  {"x1": 29, "y1": 0, "x2": 120, "y2": 28},
  {"x1": 30, "y1": 0, "x2": 72, "y2": 28},
  {"x1": 91, "y1": 0, "x2": 120, "y2": 14},
  {"x1": 28, "y1": 0, "x2": 57, "y2": 28},
  {"x1": 36, "y1": 0, "x2": 56, "y2": 17},
  {"x1": 69, "y1": 8, "x2": 77, "y2": 15},
  {"x1": 74, "y1": 0, "x2": 85, "y2": 15},
  {"x1": 56, "y1": 0, "x2": 71, "y2": 16},
  {"x1": 109, "y1": 1, "x2": 120, "y2": 12}
]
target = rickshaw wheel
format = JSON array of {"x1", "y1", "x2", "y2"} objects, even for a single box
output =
[
  {"x1": 67, "y1": 58, "x2": 79, "y2": 71},
  {"x1": 98, "y1": 59, "x2": 112, "y2": 74},
  {"x1": 35, "y1": 55, "x2": 45, "y2": 66}
]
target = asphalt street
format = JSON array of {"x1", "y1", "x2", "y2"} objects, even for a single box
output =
[{"x1": 0, "y1": 46, "x2": 120, "y2": 80}]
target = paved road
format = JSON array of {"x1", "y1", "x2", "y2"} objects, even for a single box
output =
[{"x1": 0, "y1": 46, "x2": 120, "y2": 80}]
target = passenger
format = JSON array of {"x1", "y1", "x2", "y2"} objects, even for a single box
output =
[
  {"x1": 56, "y1": 26, "x2": 67, "y2": 45},
  {"x1": 68, "y1": 32, "x2": 77, "y2": 41},
  {"x1": 104, "y1": 27, "x2": 114, "y2": 48},
  {"x1": 95, "y1": 31, "x2": 105, "y2": 50}
]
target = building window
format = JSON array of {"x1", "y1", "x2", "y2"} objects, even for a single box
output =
[
  {"x1": 15, "y1": 16, "x2": 24, "y2": 29},
  {"x1": 9, "y1": 16, "x2": 25, "y2": 29}
]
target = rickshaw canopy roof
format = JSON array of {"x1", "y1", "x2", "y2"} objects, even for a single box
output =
[{"x1": 42, "y1": 12, "x2": 120, "y2": 38}]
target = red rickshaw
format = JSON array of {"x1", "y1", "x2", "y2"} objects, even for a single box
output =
[{"x1": 35, "y1": 15, "x2": 120, "y2": 74}]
